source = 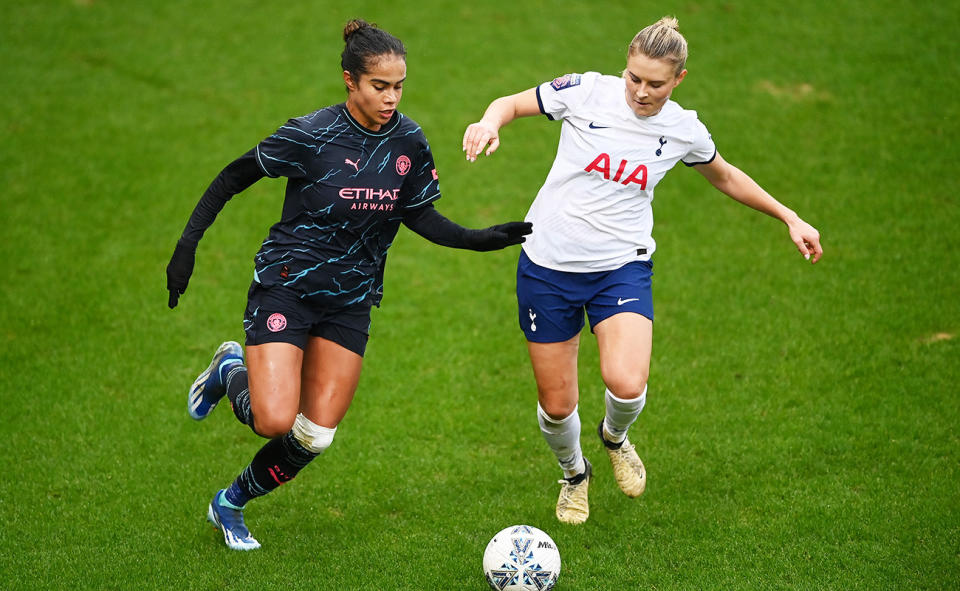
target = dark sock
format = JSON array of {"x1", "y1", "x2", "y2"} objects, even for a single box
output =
[
  {"x1": 225, "y1": 365, "x2": 256, "y2": 431},
  {"x1": 224, "y1": 430, "x2": 319, "y2": 507}
]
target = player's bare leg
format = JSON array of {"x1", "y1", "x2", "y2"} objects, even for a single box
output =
[
  {"x1": 298, "y1": 336, "x2": 363, "y2": 428},
  {"x1": 594, "y1": 313, "x2": 651, "y2": 497},
  {"x1": 246, "y1": 342, "x2": 305, "y2": 437},
  {"x1": 207, "y1": 338, "x2": 361, "y2": 550},
  {"x1": 528, "y1": 336, "x2": 591, "y2": 524},
  {"x1": 203, "y1": 342, "x2": 303, "y2": 550}
]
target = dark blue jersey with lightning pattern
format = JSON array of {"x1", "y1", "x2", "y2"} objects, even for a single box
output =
[{"x1": 252, "y1": 104, "x2": 440, "y2": 308}]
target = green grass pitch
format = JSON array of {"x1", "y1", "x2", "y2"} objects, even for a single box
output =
[{"x1": 1, "y1": 1, "x2": 957, "y2": 589}]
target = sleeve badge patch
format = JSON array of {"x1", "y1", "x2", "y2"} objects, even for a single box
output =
[{"x1": 550, "y1": 73, "x2": 582, "y2": 91}]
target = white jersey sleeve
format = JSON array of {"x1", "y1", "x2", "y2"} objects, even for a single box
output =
[
  {"x1": 536, "y1": 72, "x2": 601, "y2": 121},
  {"x1": 681, "y1": 118, "x2": 716, "y2": 166},
  {"x1": 523, "y1": 72, "x2": 716, "y2": 273}
]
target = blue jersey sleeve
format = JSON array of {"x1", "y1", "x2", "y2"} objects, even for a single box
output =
[
  {"x1": 254, "y1": 117, "x2": 315, "y2": 179},
  {"x1": 400, "y1": 133, "x2": 441, "y2": 209}
]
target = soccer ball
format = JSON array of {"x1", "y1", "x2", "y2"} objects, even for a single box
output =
[{"x1": 482, "y1": 525, "x2": 561, "y2": 591}]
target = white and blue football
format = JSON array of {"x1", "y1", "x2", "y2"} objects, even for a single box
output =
[{"x1": 483, "y1": 525, "x2": 561, "y2": 591}]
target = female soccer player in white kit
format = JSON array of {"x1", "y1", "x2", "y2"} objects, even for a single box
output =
[{"x1": 463, "y1": 16, "x2": 823, "y2": 524}]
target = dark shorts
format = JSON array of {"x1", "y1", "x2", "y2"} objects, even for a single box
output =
[
  {"x1": 243, "y1": 282, "x2": 371, "y2": 357},
  {"x1": 516, "y1": 250, "x2": 653, "y2": 343}
]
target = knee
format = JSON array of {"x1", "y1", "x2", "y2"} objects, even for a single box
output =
[
  {"x1": 253, "y1": 411, "x2": 297, "y2": 439},
  {"x1": 602, "y1": 372, "x2": 648, "y2": 400},
  {"x1": 535, "y1": 379, "x2": 579, "y2": 420},
  {"x1": 538, "y1": 398, "x2": 578, "y2": 421}
]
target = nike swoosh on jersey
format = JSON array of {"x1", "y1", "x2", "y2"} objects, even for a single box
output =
[
  {"x1": 588, "y1": 122, "x2": 609, "y2": 129},
  {"x1": 617, "y1": 298, "x2": 640, "y2": 305}
]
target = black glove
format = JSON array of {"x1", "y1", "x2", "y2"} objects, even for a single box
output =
[
  {"x1": 166, "y1": 242, "x2": 196, "y2": 309},
  {"x1": 464, "y1": 222, "x2": 533, "y2": 252}
]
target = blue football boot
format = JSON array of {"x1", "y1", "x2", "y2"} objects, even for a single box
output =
[
  {"x1": 206, "y1": 490, "x2": 260, "y2": 551},
  {"x1": 188, "y1": 341, "x2": 244, "y2": 420}
]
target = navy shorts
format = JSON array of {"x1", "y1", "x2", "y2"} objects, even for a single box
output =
[
  {"x1": 243, "y1": 282, "x2": 371, "y2": 356},
  {"x1": 516, "y1": 250, "x2": 653, "y2": 343}
]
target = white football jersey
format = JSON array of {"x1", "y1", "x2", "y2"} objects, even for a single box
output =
[{"x1": 523, "y1": 71, "x2": 716, "y2": 272}]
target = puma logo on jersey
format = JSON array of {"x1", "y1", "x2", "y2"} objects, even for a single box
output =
[
  {"x1": 584, "y1": 153, "x2": 647, "y2": 189},
  {"x1": 345, "y1": 157, "x2": 360, "y2": 172}
]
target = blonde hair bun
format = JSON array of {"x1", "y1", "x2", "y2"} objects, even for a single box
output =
[{"x1": 629, "y1": 15, "x2": 688, "y2": 76}]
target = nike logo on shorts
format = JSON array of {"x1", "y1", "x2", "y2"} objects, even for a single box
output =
[
  {"x1": 617, "y1": 298, "x2": 639, "y2": 306},
  {"x1": 588, "y1": 122, "x2": 608, "y2": 129}
]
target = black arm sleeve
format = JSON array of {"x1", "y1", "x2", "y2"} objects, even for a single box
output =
[
  {"x1": 403, "y1": 204, "x2": 532, "y2": 252},
  {"x1": 177, "y1": 149, "x2": 265, "y2": 249},
  {"x1": 402, "y1": 203, "x2": 472, "y2": 248}
]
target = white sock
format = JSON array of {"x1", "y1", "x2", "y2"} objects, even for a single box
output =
[
  {"x1": 537, "y1": 403, "x2": 585, "y2": 479},
  {"x1": 603, "y1": 386, "x2": 647, "y2": 444}
]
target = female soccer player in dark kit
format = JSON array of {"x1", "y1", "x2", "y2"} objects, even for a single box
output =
[
  {"x1": 462, "y1": 16, "x2": 823, "y2": 525},
  {"x1": 166, "y1": 19, "x2": 531, "y2": 550}
]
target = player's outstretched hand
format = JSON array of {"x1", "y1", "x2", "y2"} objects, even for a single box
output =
[
  {"x1": 788, "y1": 218, "x2": 823, "y2": 264},
  {"x1": 462, "y1": 121, "x2": 500, "y2": 162},
  {"x1": 465, "y1": 222, "x2": 533, "y2": 251},
  {"x1": 166, "y1": 242, "x2": 196, "y2": 308}
]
